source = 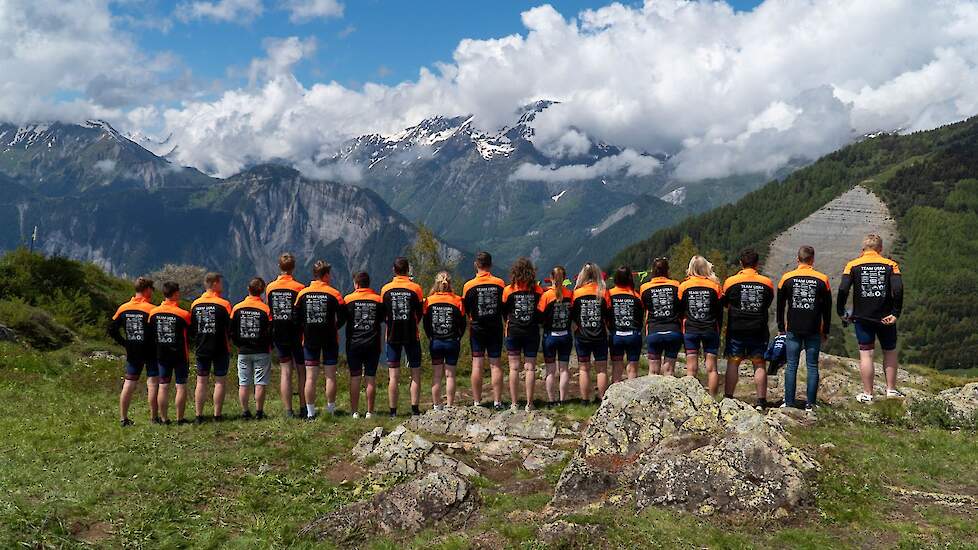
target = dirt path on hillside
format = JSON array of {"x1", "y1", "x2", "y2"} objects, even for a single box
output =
[{"x1": 764, "y1": 185, "x2": 898, "y2": 290}]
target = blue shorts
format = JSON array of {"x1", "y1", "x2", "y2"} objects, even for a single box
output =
[
  {"x1": 854, "y1": 320, "x2": 898, "y2": 351},
  {"x1": 684, "y1": 332, "x2": 720, "y2": 356},
  {"x1": 470, "y1": 331, "x2": 503, "y2": 359},
  {"x1": 387, "y1": 341, "x2": 422, "y2": 369},
  {"x1": 304, "y1": 343, "x2": 339, "y2": 366},
  {"x1": 610, "y1": 331, "x2": 643, "y2": 362},
  {"x1": 725, "y1": 334, "x2": 768, "y2": 360},
  {"x1": 158, "y1": 361, "x2": 189, "y2": 384},
  {"x1": 347, "y1": 346, "x2": 380, "y2": 377},
  {"x1": 647, "y1": 331, "x2": 683, "y2": 360},
  {"x1": 430, "y1": 338, "x2": 461, "y2": 366},
  {"x1": 124, "y1": 359, "x2": 159, "y2": 381},
  {"x1": 506, "y1": 332, "x2": 539, "y2": 358},
  {"x1": 196, "y1": 355, "x2": 230, "y2": 377},
  {"x1": 274, "y1": 341, "x2": 304, "y2": 365},
  {"x1": 575, "y1": 339, "x2": 608, "y2": 363},
  {"x1": 542, "y1": 332, "x2": 573, "y2": 362}
]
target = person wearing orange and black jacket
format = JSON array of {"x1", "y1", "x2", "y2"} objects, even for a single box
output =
[
  {"x1": 572, "y1": 262, "x2": 612, "y2": 403},
  {"x1": 231, "y1": 277, "x2": 272, "y2": 420},
  {"x1": 608, "y1": 266, "x2": 644, "y2": 383},
  {"x1": 295, "y1": 260, "x2": 346, "y2": 419},
  {"x1": 463, "y1": 252, "x2": 506, "y2": 409},
  {"x1": 381, "y1": 257, "x2": 425, "y2": 417},
  {"x1": 266, "y1": 253, "x2": 307, "y2": 418},
  {"x1": 423, "y1": 271, "x2": 466, "y2": 409},
  {"x1": 189, "y1": 272, "x2": 233, "y2": 424},
  {"x1": 721, "y1": 249, "x2": 775, "y2": 409},
  {"x1": 344, "y1": 271, "x2": 384, "y2": 419},
  {"x1": 836, "y1": 234, "x2": 905, "y2": 403},
  {"x1": 149, "y1": 281, "x2": 192, "y2": 425},
  {"x1": 777, "y1": 245, "x2": 831, "y2": 411},
  {"x1": 640, "y1": 258, "x2": 682, "y2": 376},
  {"x1": 678, "y1": 255, "x2": 723, "y2": 394},
  {"x1": 502, "y1": 257, "x2": 544, "y2": 411},
  {"x1": 538, "y1": 266, "x2": 574, "y2": 406},
  {"x1": 109, "y1": 276, "x2": 158, "y2": 427}
]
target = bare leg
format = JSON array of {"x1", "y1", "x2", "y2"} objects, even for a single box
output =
[
  {"x1": 883, "y1": 349, "x2": 899, "y2": 391},
  {"x1": 324, "y1": 366, "x2": 337, "y2": 406},
  {"x1": 158, "y1": 383, "x2": 170, "y2": 421},
  {"x1": 579, "y1": 362, "x2": 592, "y2": 401},
  {"x1": 296, "y1": 364, "x2": 307, "y2": 410},
  {"x1": 626, "y1": 360, "x2": 638, "y2": 379},
  {"x1": 432, "y1": 364, "x2": 444, "y2": 407},
  {"x1": 662, "y1": 358, "x2": 677, "y2": 377},
  {"x1": 595, "y1": 361, "x2": 609, "y2": 399},
  {"x1": 445, "y1": 366, "x2": 457, "y2": 407},
  {"x1": 524, "y1": 360, "x2": 536, "y2": 409},
  {"x1": 255, "y1": 384, "x2": 267, "y2": 412},
  {"x1": 238, "y1": 383, "x2": 250, "y2": 412},
  {"x1": 279, "y1": 360, "x2": 294, "y2": 413},
  {"x1": 388, "y1": 367, "x2": 400, "y2": 410},
  {"x1": 706, "y1": 355, "x2": 720, "y2": 397},
  {"x1": 490, "y1": 357, "x2": 504, "y2": 404},
  {"x1": 558, "y1": 361, "x2": 570, "y2": 402},
  {"x1": 365, "y1": 376, "x2": 376, "y2": 414},
  {"x1": 544, "y1": 362, "x2": 557, "y2": 402},
  {"x1": 685, "y1": 352, "x2": 699, "y2": 377},
  {"x1": 175, "y1": 384, "x2": 188, "y2": 421},
  {"x1": 213, "y1": 376, "x2": 226, "y2": 417},
  {"x1": 147, "y1": 376, "x2": 159, "y2": 419},
  {"x1": 410, "y1": 368, "x2": 422, "y2": 407},
  {"x1": 349, "y1": 375, "x2": 362, "y2": 414},
  {"x1": 120, "y1": 379, "x2": 138, "y2": 421},
  {"x1": 471, "y1": 356, "x2": 484, "y2": 404},
  {"x1": 508, "y1": 354, "x2": 521, "y2": 406},
  {"x1": 611, "y1": 359, "x2": 625, "y2": 384},
  {"x1": 304, "y1": 365, "x2": 319, "y2": 413},
  {"x1": 859, "y1": 349, "x2": 875, "y2": 394},
  {"x1": 648, "y1": 358, "x2": 662, "y2": 376},
  {"x1": 753, "y1": 359, "x2": 768, "y2": 400},
  {"x1": 723, "y1": 358, "x2": 741, "y2": 397},
  {"x1": 194, "y1": 374, "x2": 209, "y2": 417}
]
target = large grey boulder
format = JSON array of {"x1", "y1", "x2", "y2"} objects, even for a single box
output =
[
  {"x1": 300, "y1": 471, "x2": 478, "y2": 543},
  {"x1": 351, "y1": 425, "x2": 478, "y2": 478},
  {"x1": 551, "y1": 375, "x2": 818, "y2": 516},
  {"x1": 934, "y1": 383, "x2": 978, "y2": 420}
]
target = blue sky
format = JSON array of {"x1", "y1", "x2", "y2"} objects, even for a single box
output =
[{"x1": 123, "y1": 1, "x2": 764, "y2": 91}]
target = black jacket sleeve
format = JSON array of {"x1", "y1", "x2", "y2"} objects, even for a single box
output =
[
  {"x1": 108, "y1": 316, "x2": 126, "y2": 347},
  {"x1": 229, "y1": 311, "x2": 242, "y2": 348},
  {"x1": 891, "y1": 273, "x2": 904, "y2": 318},
  {"x1": 836, "y1": 274, "x2": 852, "y2": 318},
  {"x1": 335, "y1": 298, "x2": 348, "y2": 331},
  {"x1": 819, "y1": 281, "x2": 832, "y2": 335},
  {"x1": 776, "y1": 283, "x2": 788, "y2": 334}
]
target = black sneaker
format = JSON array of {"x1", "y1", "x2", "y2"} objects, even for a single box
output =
[
  {"x1": 242, "y1": 410, "x2": 253, "y2": 420},
  {"x1": 493, "y1": 402, "x2": 505, "y2": 412},
  {"x1": 176, "y1": 419, "x2": 191, "y2": 425},
  {"x1": 755, "y1": 399, "x2": 768, "y2": 411},
  {"x1": 162, "y1": 419, "x2": 172, "y2": 425},
  {"x1": 285, "y1": 410, "x2": 295, "y2": 419},
  {"x1": 120, "y1": 418, "x2": 134, "y2": 427},
  {"x1": 295, "y1": 409, "x2": 307, "y2": 420},
  {"x1": 305, "y1": 413, "x2": 317, "y2": 421},
  {"x1": 152, "y1": 417, "x2": 163, "y2": 425},
  {"x1": 195, "y1": 416, "x2": 205, "y2": 425},
  {"x1": 411, "y1": 405, "x2": 421, "y2": 416},
  {"x1": 213, "y1": 415, "x2": 224, "y2": 422},
  {"x1": 255, "y1": 410, "x2": 266, "y2": 420}
]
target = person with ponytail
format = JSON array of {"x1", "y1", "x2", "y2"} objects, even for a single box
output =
[
  {"x1": 423, "y1": 271, "x2": 466, "y2": 409},
  {"x1": 502, "y1": 257, "x2": 544, "y2": 411},
  {"x1": 640, "y1": 257, "x2": 683, "y2": 376},
  {"x1": 571, "y1": 262, "x2": 611, "y2": 402},
  {"x1": 538, "y1": 266, "x2": 573, "y2": 406},
  {"x1": 608, "y1": 266, "x2": 644, "y2": 382},
  {"x1": 678, "y1": 255, "x2": 723, "y2": 396}
]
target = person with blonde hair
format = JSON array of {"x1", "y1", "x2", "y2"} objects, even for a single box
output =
[
  {"x1": 538, "y1": 266, "x2": 574, "y2": 406},
  {"x1": 837, "y1": 233, "x2": 904, "y2": 403},
  {"x1": 503, "y1": 258, "x2": 544, "y2": 411},
  {"x1": 424, "y1": 271, "x2": 466, "y2": 409},
  {"x1": 678, "y1": 255, "x2": 723, "y2": 395},
  {"x1": 572, "y1": 262, "x2": 611, "y2": 402}
]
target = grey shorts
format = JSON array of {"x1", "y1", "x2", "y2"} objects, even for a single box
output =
[{"x1": 238, "y1": 353, "x2": 272, "y2": 386}]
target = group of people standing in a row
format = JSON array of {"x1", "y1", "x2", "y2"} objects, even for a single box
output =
[{"x1": 110, "y1": 234, "x2": 904, "y2": 425}]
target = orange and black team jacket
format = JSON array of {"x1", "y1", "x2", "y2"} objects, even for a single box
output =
[
  {"x1": 462, "y1": 271, "x2": 506, "y2": 338},
  {"x1": 423, "y1": 292, "x2": 466, "y2": 341},
  {"x1": 502, "y1": 282, "x2": 544, "y2": 338},
  {"x1": 230, "y1": 296, "x2": 272, "y2": 355},
  {"x1": 571, "y1": 283, "x2": 612, "y2": 344},
  {"x1": 295, "y1": 281, "x2": 346, "y2": 349},
  {"x1": 678, "y1": 276, "x2": 723, "y2": 334},
  {"x1": 722, "y1": 268, "x2": 775, "y2": 339},
  {"x1": 109, "y1": 295, "x2": 156, "y2": 363},
  {"x1": 777, "y1": 264, "x2": 832, "y2": 336},
  {"x1": 149, "y1": 299, "x2": 192, "y2": 365},
  {"x1": 381, "y1": 275, "x2": 424, "y2": 345},
  {"x1": 537, "y1": 285, "x2": 574, "y2": 336},
  {"x1": 608, "y1": 286, "x2": 644, "y2": 335},
  {"x1": 189, "y1": 290, "x2": 233, "y2": 359},
  {"x1": 343, "y1": 288, "x2": 384, "y2": 352},
  {"x1": 639, "y1": 277, "x2": 682, "y2": 334},
  {"x1": 266, "y1": 274, "x2": 306, "y2": 346},
  {"x1": 836, "y1": 250, "x2": 904, "y2": 322}
]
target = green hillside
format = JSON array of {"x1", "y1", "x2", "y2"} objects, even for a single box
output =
[{"x1": 612, "y1": 117, "x2": 978, "y2": 369}]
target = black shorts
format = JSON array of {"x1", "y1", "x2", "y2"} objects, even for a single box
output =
[
  {"x1": 470, "y1": 330, "x2": 503, "y2": 359},
  {"x1": 124, "y1": 359, "x2": 159, "y2": 381},
  {"x1": 347, "y1": 346, "x2": 380, "y2": 377}
]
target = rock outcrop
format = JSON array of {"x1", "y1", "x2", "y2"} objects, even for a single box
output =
[
  {"x1": 551, "y1": 375, "x2": 818, "y2": 517},
  {"x1": 933, "y1": 383, "x2": 978, "y2": 420},
  {"x1": 351, "y1": 425, "x2": 478, "y2": 478}
]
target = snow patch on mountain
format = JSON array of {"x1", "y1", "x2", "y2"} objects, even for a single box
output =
[
  {"x1": 660, "y1": 186, "x2": 687, "y2": 205},
  {"x1": 589, "y1": 203, "x2": 638, "y2": 236}
]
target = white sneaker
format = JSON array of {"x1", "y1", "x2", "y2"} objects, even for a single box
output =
[
  {"x1": 510, "y1": 403, "x2": 519, "y2": 411},
  {"x1": 885, "y1": 388, "x2": 905, "y2": 398},
  {"x1": 364, "y1": 412, "x2": 373, "y2": 419},
  {"x1": 856, "y1": 392, "x2": 873, "y2": 404},
  {"x1": 524, "y1": 404, "x2": 532, "y2": 412},
  {"x1": 352, "y1": 412, "x2": 360, "y2": 419},
  {"x1": 433, "y1": 404, "x2": 444, "y2": 411},
  {"x1": 326, "y1": 403, "x2": 336, "y2": 415}
]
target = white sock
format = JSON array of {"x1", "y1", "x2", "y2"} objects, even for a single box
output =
[
  {"x1": 306, "y1": 404, "x2": 316, "y2": 416},
  {"x1": 327, "y1": 402, "x2": 336, "y2": 413}
]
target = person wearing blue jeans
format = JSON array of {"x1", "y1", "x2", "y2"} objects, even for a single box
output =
[{"x1": 777, "y1": 245, "x2": 832, "y2": 410}]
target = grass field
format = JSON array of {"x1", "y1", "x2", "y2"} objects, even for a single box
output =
[{"x1": 1, "y1": 342, "x2": 977, "y2": 549}]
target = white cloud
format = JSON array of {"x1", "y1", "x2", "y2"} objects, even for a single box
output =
[
  {"x1": 510, "y1": 149, "x2": 660, "y2": 182},
  {"x1": 281, "y1": 0, "x2": 343, "y2": 23},
  {"x1": 175, "y1": 0, "x2": 264, "y2": 24},
  {"x1": 94, "y1": 159, "x2": 117, "y2": 173},
  {"x1": 248, "y1": 37, "x2": 317, "y2": 85}
]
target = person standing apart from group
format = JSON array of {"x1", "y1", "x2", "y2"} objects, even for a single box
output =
[
  {"x1": 608, "y1": 266, "x2": 644, "y2": 382},
  {"x1": 572, "y1": 262, "x2": 611, "y2": 403},
  {"x1": 678, "y1": 256, "x2": 723, "y2": 394},
  {"x1": 344, "y1": 272, "x2": 384, "y2": 418},
  {"x1": 538, "y1": 266, "x2": 574, "y2": 406},
  {"x1": 777, "y1": 245, "x2": 831, "y2": 411},
  {"x1": 266, "y1": 253, "x2": 307, "y2": 419},
  {"x1": 231, "y1": 277, "x2": 272, "y2": 419},
  {"x1": 189, "y1": 272, "x2": 233, "y2": 423},
  {"x1": 463, "y1": 252, "x2": 507, "y2": 409},
  {"x1": 502, "y1": 257, "x2": 544, "y2": 411},
  {"x1": 640, "y1": 258, "x2": 683, "y2": 376},
  {"x1": 837, "y1": 234, "x2": 904, "y2": 403},
  {"x1": 721, "y1": 249, "x2": 775, "y2": 409},
  {"x1": 295, "y1": 260, "x2": 345, "y2": 419},
  {"x1": 110, "y1": 277, "x2": 158, "y2": 426},
  {"x1": 423, "y1": 271, "x2": 466, "y2": 409},
  {"x1": 382, "y1": 257, "x2": 425, "y2": 417}
]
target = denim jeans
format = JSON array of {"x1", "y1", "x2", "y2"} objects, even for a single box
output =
[{"x1": 784, "y1": 332, "x2": 821, "y2": 406}]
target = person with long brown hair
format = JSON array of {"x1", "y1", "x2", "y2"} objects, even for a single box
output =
[
  {"x1": 572, "y1": 262, "x2": 611, "y2": 402},
  {"x1": 538, "y1": 266, "x2": 573, "y2": 406},
  {"x1": 424, "y1": 271, "x2": 466, "y2": 409},
  {"x1": 608, "y1": 266, "x2": 644, "y2": 382},
  {"x1": 503, "y1": 257, "x2": 544, "y2": 411},
  {"x1": 640, "y1": 257, "x2": 682, "y2": 376}
]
